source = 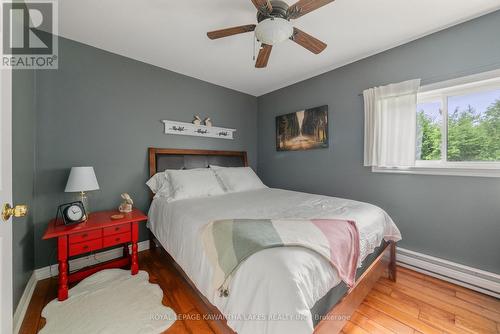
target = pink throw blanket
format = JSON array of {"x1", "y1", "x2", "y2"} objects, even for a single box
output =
[{"x1": 202, "y1": 218, "x2": 360, "y2": 296}]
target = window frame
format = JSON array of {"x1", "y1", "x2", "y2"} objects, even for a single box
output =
[{"x1": 373, "y1": 69, "x2": 500, "y2": 178}]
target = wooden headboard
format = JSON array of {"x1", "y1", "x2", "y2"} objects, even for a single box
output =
[{"x1": 148, "y1": 148, "x2": 248, "y2": 177}]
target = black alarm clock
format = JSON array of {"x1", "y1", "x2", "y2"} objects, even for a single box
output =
[{"x1": 57, "y1": 201, "x2": 87, "y2": 225}]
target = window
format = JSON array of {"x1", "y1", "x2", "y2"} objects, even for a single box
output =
[
  {"x1": 416, "y1": 101, "x2": 442, "y2": 161},
  {"x1": 375, "y1": 70, "x2": 500, "y2": 177}
]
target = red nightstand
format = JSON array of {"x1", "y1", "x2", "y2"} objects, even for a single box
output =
[{"x1": 42, "y1": 208, "x2": 148, "y2": 301}]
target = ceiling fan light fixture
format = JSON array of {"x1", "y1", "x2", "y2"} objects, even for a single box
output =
[{"x1": 255, "y1": 18, "x2": 293, "y2": 45}]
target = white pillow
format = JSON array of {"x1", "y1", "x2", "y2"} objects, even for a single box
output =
[
  {"x1": 210, "y1": 166, "x2": 267, "y2": 193},
  {"x1": 167, "y1": 169, "x2": 225, "y2": 201},
  {"x1": 146, "y1": 172, "x2": 170, "y2": 197}
]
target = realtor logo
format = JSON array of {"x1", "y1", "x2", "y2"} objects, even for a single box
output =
[{"x1": 1, "y1": 0, "x2": 58, "y2": 69}]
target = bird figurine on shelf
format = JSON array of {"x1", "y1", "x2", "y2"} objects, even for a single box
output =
[
  {"x1": 204, "y1": 117, "x2": 212, "y2": 127},
  {"x1": 118, "y1": 193, "x2": 133, "y2": 213},
  {"x1": 192, "y1": 115, "x2": 202, "y2": 125}
]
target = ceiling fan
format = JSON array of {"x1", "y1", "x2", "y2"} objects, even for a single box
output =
[{"x1": 207, "y1": 0, "x2": 335, "y2": 68}]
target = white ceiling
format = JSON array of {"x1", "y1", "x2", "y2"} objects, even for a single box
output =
[{"x1": 58, "y1": 0, "x2": 500, "y2": 96}]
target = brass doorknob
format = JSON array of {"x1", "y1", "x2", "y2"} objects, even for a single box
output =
[{"x1": 2, "y1": 203, "x2": 28, "y2": 221}]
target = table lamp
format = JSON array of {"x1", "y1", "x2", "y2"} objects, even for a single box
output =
[{"x1": 64, "y1": 166, "x2": 100, "y2": 215}]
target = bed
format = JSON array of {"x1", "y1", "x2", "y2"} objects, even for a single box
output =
[{"x1": 147, "y1": 148, "x2": 401, "y2": 334}]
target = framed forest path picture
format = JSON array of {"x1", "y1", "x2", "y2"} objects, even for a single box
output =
[{"x1": 276, "y1": 105, "x2": 329, "y2": 151}]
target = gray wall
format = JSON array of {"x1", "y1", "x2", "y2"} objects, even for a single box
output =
[
  {"x1": 12, "y1": 69, "x2": 36, "y2": 309},
  {"x1": 28, "y1": 11, "x2": 500, "y2": 275},
  {"x1": 257, "y1": 11, "x2": 500, "y2": 274},
  {"x1": 33, "y1": 36, "x2": 258, "y2": 268}
]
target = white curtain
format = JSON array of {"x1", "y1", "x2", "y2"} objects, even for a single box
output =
[{"x1": 363, "y1": 79, "x2": 421, "y2": 168}]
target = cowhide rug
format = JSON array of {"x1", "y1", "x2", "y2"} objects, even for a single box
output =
[{"x1": 40, "y1": 269, "x2": 176, "y2": 334}]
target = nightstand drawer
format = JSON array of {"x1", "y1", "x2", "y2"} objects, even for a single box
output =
[
  {"x1": 69, "y1": 230, "x2": 102, "y2": 244},
  {"x1": 69, "y1": 239, "x2": 102, "y2": 257},
  {"x1": 103, "y1": 223, "x2": 130, "y2": 236},
  {"x1": 103, "y1": 232, "x2": 131, "y2": 248}
]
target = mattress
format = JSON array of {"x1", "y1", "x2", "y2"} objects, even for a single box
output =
[{"x1": 147, "y1": 188, "x2": 401, "y2": 334}]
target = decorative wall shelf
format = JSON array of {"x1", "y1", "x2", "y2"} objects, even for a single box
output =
[{"x1": 162, "y1": 120, "x2": 236, "y2": 140}]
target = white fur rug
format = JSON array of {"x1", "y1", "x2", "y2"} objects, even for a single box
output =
[{"x1": 40, "y1": 269, "x2": 176, "y2": 334}]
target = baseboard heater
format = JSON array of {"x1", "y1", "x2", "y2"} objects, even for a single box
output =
[{"x1": 397, "y1": 247, "x2": 500, "y2": 299}]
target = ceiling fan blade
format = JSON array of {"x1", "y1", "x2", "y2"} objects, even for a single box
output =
[
  {"x1": 287, "y1": 0, "x2": 335, "y2": 19},
  {"x1": 255, "y1": 44, "x2": 273, "y2": 68},
  {"x1": 250, "y1": 0, "x2": 272, "y2": 13},
  {"x1": 291, "y1": 27, "x2": 327, "y2": 54},
  {"x1": 207, "y1": 24, "x2": 256, "y2": 40}
]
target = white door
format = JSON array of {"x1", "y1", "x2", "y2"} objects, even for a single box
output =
[{"x1": 0, "y1": 67, "x2": 13, "y2": 333}]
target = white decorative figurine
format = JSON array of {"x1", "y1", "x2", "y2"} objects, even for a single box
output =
[
  {"x1": 118, "y1": 193, "x2": 133, "y2": 213},
  {"x1": 192, "y1": 115, "x2": 202, "y2": 125},
  {"x1": 204, "y1": 117, "x2": 212, "y2": 127}
]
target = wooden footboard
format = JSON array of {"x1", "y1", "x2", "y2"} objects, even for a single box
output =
[
  {"x1": 314, "y1": 241, "x2": 396, "y2": 334},
  {"x1": 150, "y1": 230, "x2": 396, "y2": 334}
]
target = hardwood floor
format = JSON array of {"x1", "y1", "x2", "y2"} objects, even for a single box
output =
[{"x1": 19, "y1": 249, "x2": 500, "y2": 334}]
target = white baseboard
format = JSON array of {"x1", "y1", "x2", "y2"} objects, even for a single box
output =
[
  {"x1": 397, "y1": 247, "x2": 500, "y2": 299},
  {"x1": 35, "y1": 240, "x2": 150, "y2": 280},
  {"x1": 13, "y1": 272, "x2": 37, "y2": 334}
]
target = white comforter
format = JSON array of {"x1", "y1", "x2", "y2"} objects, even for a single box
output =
[{"x1": 148, "y1": 188, "x2": 401, "y2": 334}]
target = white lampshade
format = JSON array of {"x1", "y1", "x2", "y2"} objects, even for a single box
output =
[
  {"x1": 64, "y1": 167, "x2": 100, "y2": 193},
  {"x1": 255, "y1": 18, "x2": 293, "y2": 45}
]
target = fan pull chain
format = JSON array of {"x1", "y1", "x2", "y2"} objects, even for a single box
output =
[{"x1": 253, "y1": 36, "x2": 256, "y2": 61}]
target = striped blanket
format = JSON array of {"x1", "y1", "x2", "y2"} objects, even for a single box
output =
[{"x1": 202, "y1": 219, "x2": 360, "y2": 297}]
